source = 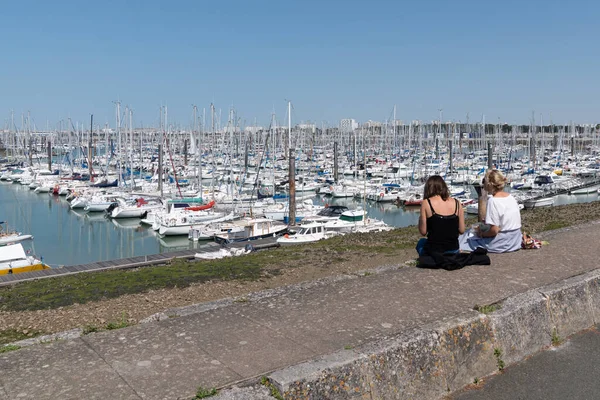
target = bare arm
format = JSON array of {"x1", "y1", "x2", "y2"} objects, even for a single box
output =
[
  {"x1": 457, "y1": 202, "x2": 466, "y2": 234},
  {"x1": 480, "y1": 224, "x2": 500, "y2": 238},
  {"x1": 418, "y1": 201, "x2": 428, "y2": 236}
]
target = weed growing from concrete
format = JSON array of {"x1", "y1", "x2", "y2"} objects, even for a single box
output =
[
  {"x1": 195, "y1": 386, "x2": 217, "y2": 398},
  {"x1": 261, "y1": 376, "x2": 283, "y2": 400},
  {"x1": 82, "y1": 325, "x2": 99, "y2": 335},
  {"x1": 474, "y1": 304, "x2": 500, "y2": 314},
  {"x1": 344, "y1": 345, "x2": 354, "y2": 350},
  {"x1": 551, "y1": 328, "x2": 562, "y2": 346},
  {"x1": 0, "y1": 344, "x2": 21, "y2": 354},
  {"x1": 493, "y1": 348, "x2": 505, "y2": 371},
  {"x1": 105, "y1": 313, "x2": 131, "y2": 330},
  {"x1": 0, "y1": 328, "x2": 46, "y2": 345},
  {"x1": 473, "y1": 377, "x2": 480, "y2": 385}
]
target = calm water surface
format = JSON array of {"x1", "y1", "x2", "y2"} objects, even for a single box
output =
[{"x1": 1, "y1": 182, "x2": 597, "y2": 267}]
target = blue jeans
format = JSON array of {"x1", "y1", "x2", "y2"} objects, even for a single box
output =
[
  {"x1": 416, "y1": 238, "x2": 427, "y2": 256},
  {"x1": 416, "y1": 238, "x2": 459, "y2": 256}
]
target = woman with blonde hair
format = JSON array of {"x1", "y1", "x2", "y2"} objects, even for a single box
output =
[
  {"x1": 459, "y1": 169, "x2": 522, "y2": 253},
  {"x1": 416, "y1": 175, "x2": 465, "y2": 256}
]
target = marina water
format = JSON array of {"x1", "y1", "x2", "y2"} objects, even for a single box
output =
[{"x1": 1, "y1": 181, "x2": 597, "y2": 267}]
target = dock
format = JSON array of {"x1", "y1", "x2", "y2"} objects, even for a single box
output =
[
  {"x1": 515, "y1": 175, "x2": 600, "y2": 207},
  {"x1": 0, "y1": 237, "x2": 280, "y2": 287}
]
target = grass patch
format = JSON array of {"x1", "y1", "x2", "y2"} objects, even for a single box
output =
[
  {"x1": 82, "y1": 325, "x2": 99, "y2": 335},
  {"x1": 551, "y1": 328, "x2": 562, "y2": 346},
  {"x1": 0, "y1": 256, "x2": 265, "y2": 312},
  {"x1": 493, "y1": 348, "x2": 505, "y2": 371},
  {"x1": 261, "y1": 376, "x2": 283, "y2": 400},
  {"x1": 195, "y1": 386, "x2": 217, "y2": 398},
  {"x1": 0, "y1": 328, "x2": 46, "y2": 345},
  {"x1": 105, "y1": 320, "x2": 131, "y2": 330},
  {"x1": 542, "y1": 221, "x2": 568, "y2": 231},
  {"x1": 0, "y1": 344, "x2": 21, "y2": 354},
  {"x1": 474, "y1": 303, "x2": 501, "y2": 315}
]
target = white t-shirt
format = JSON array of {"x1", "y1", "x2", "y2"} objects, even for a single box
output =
[{"x1": 486, "y1": 194, "x2": 521, "y2": 231}]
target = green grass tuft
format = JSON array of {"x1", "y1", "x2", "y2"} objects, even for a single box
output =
[
  {"x1": 551, "y1": 328, "x2": 562, "y2": 346},
  {"x1": 260, "y1": 377, "x2": 283, "y2": 400},
  {"x1": 195, "y1": 386, "x2": 217, "y2": 398},
  {"x1": 542, "y1": 221, "x2": 568, "y2": 231},
  {"x1": 0, "y1": 344, "x2": 21, "y2": 354},
  {"x1": 0, "y1": 328, "x2": 46, "y2": 346},
  {"x1": 493, "y1": 348, "x2": 505, "y2": 371},
  {"x1": 474, "y1": 304, "x2": 500, "y2": 315}
]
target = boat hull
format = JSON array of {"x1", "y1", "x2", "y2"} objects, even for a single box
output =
[{"x1": 0, "y1": 262, "x2": 50, "y2": 275}]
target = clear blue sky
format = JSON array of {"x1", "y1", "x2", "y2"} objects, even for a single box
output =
[{"x1": 1, "y1": 0, "x2": 598, "y2": 130}]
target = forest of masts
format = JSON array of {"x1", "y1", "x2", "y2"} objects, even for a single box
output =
[{"x1": 2, "y1": 107, "x2": 600, "y2": 165}]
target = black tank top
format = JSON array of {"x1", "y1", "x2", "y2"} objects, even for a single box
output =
[{"x1": 425, "y1": 198, "x2": 459, "y2": 253}]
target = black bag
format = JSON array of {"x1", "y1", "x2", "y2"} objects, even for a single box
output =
[{"x1": 417, "y1": 247, "x2": 490, "y2": 271}]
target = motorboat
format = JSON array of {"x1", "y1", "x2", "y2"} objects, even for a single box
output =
[
  {"x1": 84, "y1": 194, "x2": 121, "y2": 212},
  {"x1": 523, "y1": 197, "x2": 555, "y2": 209},
  {"x1": 189, "y1": 221, "x2": 245, "y2": 241},
  {"x1": 213, "y1": 218, "x2": 288, "y2": 244},
  {"x1": 322, "y1": 209, "x2": 390, "y2": 233},
  {"x1": 276, "y1": 223, "x2": 337, "y2": 245},
  {"x1": 158, "y1": 211, "x2": 232, "y2": 236},
  {"x1": 107, "y1": 197, "x2": 163, "y2": 219},
  {"x1": 0, "y1": 243, "x2": 49, "y2": 275},
  {"x1": 569, "y1": 186, "x2": 598, "y2": 195},
  {"x1": 262, "y1": 199, "x2": 323, "y2": 222},
  {"x1": 301, "y1": 205, "x2": 349, "y2": 224}
]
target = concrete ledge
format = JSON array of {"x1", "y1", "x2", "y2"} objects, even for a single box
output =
[
  {"x1": 542, "y1": 270, "x2": 600, "y2": 337},
  {"x1": 266, "y1": 268, "x2": 600, "y2": 399},
  {"x1": 270, "y1": 314, "x2": 498, "y2": 400},
  {"x1": 488, "y1": 290, "x2": 552, "y2": 366}
]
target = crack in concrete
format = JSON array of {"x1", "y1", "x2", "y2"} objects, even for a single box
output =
[{"x1": 79, "y1": 336, "x2": 144, "y2": 399}]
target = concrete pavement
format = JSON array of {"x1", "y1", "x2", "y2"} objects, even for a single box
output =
[
  {"x1": 2, "y1": 221, "x2": 600, "y2": 399},
  {"x1": 452, "y1": 324, "x2": 600, "y2": 400}
]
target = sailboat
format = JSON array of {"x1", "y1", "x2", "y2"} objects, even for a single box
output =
[{"x1": 0, "y1": 221, "x2": 34, "y2": 246}]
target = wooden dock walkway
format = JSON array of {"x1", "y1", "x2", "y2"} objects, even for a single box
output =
[
  {"x1": 515, "y1": 175, "x2": 600, "y2": 206},
  {"x1": 0, "y1": 237, "x2": 280, "y2": 287}
]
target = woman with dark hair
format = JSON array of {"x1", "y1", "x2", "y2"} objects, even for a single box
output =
[{"x1": 416, "y1": 175, "x2": 465, "y2": 256}]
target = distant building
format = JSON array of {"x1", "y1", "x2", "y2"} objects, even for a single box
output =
[
  {"x1": 244, "y1": 126, "x2": 264, "y2": 134},
  {"x1": 363, "y1": 120, "x2": 382, "y2": 129},
  {"x1": 296, "y1": 123, "x2": 316, "y2": 134},
  {"x1": 340, "y1": 119, "x2": 359, "y2": 133}
]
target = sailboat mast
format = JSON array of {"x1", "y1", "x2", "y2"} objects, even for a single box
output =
[
  {"x1": 288, "y1": 100, "x2": 295, "y2": 225},
  {"x1": 116, "y1": 101, "x2": 121, "y2": 187}
]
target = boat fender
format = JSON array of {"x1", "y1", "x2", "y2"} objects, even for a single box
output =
[
  {"x1": 380, "y1": 192, "x2": 384, "y2": 197},
  {"x1": 284, "y1": 234, "x2": 289, "y2": 238}
]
